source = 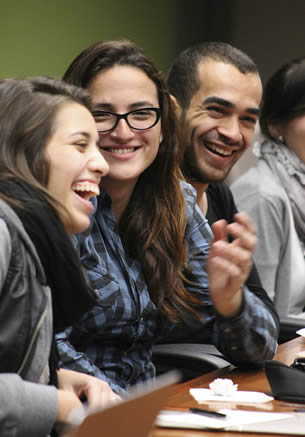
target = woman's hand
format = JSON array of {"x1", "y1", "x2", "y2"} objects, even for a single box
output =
[
  {"x1": 57, "y1": 368, "x2": 121, "y2": 413},
  {"x1": 208, "y1": 212, "x2": 256, "y2": 317}
]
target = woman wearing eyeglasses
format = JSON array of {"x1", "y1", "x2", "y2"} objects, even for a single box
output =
[{"x1": 56, "y1": 40, "x2": 278, "y2": 395}]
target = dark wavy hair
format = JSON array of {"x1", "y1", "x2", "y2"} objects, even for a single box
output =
[
  {"x1": 260, "y1": 57, "x2": 305, "y2": 140},
  {"x1": 63, "y1": 40, "x2": 200, "y2": 320}
]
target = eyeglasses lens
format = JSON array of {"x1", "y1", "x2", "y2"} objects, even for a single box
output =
[{"x1": 94, "y1": 109, "x2": 159, "y2": 132}]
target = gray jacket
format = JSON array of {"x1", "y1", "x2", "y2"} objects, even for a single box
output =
[
  {"x1": 231, "y1": 159, "x2": 305, "y2": 318},
  {"x1": 0, "y1": 199, "x2": 57, "y2": 437}
]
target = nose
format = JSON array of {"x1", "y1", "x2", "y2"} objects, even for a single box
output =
[
  {"x1": 88, "y1": 145, "x2": 109, "y2": 178},
  {"x1": 218, "y1": 116, "x2": 242, "y2": 144},
  {"x1": 109, "y1": 117, "x2": 135, "y2": 141}
]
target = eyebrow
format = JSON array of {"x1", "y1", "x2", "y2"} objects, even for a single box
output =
[
  {"x1": 69, "y1": 131, "x2": 91, "y2": 139},
  {"x1": 69, "y1": 131, "x2": 99, "y2": 145},
  {"x1": 93, "y1": 101, "x2": 156, "y2": 111},
  {"x1": 203, "y1": 96, "x2": 260, "y2": 116}
]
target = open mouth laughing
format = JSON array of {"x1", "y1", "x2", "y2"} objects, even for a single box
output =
[
  {"x1": 205, "y1": 142, "x2": 237, "y2": 157},
  {"x1": 72, "y1": 181, "x2": 100, "y2": 201}
]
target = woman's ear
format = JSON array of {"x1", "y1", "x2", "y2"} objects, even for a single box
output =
[{"x1": 268, "y1": 124, "x2": 282, "y2": 138}]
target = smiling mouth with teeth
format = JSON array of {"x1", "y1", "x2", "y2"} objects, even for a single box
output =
[
  {"x1": 72, "y1": 182, "x2": 100, "y2": 200},
  {"x1": 102, "y1": 147, "x2": 140, "y2": 154},
  {"x1": 205, "y1": 143, "x2": 236, "y2": 157}
]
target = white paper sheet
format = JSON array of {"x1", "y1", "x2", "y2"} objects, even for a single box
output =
[
  {"x1": 156, "y1": 409, "x2": 292, "y2": 430},
  {"x1": 296, "y1": 327, "x2": 305, "y2": 337},
  {"x1": 190, "y1": 388, "x2": 273, "y2": 403}
]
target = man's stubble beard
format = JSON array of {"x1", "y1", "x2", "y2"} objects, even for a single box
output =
[
  {"x1": 182, "y1": 128, "x2": 211, "y2": 184},
  {"x1": 183, "y1": 127, "x2": 246, "y2": 184}
]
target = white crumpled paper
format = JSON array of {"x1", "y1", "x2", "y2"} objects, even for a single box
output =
[
  {"x1": 190, "y1": 377, "x2": 273, "y2": 404},
  {"x1": 209, "y1": 378, "x2": 238, "y2": 396}
]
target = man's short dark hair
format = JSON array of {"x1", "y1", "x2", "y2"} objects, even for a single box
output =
[{"x1": 167, "y1": 41, "x2": 259, "y2": 109}]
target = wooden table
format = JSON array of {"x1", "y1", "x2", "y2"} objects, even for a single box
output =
[{"x1": 152, "y1": 336, "x2": 305, "y2": 437}]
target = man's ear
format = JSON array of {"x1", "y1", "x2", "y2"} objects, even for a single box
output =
[{"x1": 170, "y1": 94, "x2": 182, "y2": 118}]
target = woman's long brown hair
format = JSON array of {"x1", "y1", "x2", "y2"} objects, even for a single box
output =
[{"x1": 63, "y1": 40, "x2": 201, "y2": 321}]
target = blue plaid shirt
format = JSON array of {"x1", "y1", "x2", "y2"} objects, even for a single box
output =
[{"x1": 57, "y1": 182, "x2": 278, "y2": 394}]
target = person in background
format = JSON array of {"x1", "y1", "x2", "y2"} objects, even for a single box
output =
[
  {"x1": 231, "y1": 57, "x2": 305, "y2": 319},
  {"x1": 0, "y1": 77, "x2": 119, "y2": 437},
  {"x1": 166, "y1": 40, "x2": 279, "y2": 335},
  {"x1": 57, "y1": 40, "x2": 278, "y2": 395}
]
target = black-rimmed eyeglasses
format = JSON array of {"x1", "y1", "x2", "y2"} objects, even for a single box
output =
[{"x1": 92, "y1": 108, "x2": 161, "y2": 132}]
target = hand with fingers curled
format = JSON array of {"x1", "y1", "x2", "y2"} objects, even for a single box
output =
[
  {"x1": 57, "y1": 368, "x2": 121, "y2": 412},
  {"x1": 207, "y1": 212, "x2": 256, "y2": 318},
  {"x1": 56, "y1": 368, "x2": 121, "y2": 434}
]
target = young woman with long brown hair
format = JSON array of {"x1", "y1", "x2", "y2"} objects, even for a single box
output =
[{"x1": 0, "y1": 77, "x2": 119, "y2": 436}]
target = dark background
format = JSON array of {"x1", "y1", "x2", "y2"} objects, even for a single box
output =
[
  {"x1": 1, "y1": 0, "x2": 304, "y2": 85},
  {"x1": 2, "y1": 0, "x2": 304, "y2": 179}
]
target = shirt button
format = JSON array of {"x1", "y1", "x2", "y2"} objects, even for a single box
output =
[
  {"x1": 224, "y1": 328, "x2": 231, "y2": 333},
  {"x1": 138, "y1": 318, "x2": 145, "y2": 335}
]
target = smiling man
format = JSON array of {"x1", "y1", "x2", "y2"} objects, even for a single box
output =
[
  {"x1": 168, "y1": 42, "x2": 261, "y2": 207},
  {"x1": 167, "y1": 41, "x2": 279, "y2": 341}
]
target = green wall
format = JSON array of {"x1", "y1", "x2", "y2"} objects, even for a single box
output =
[{"x1": 0, "y1": 0, "x2": 176, "y2": 79}]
